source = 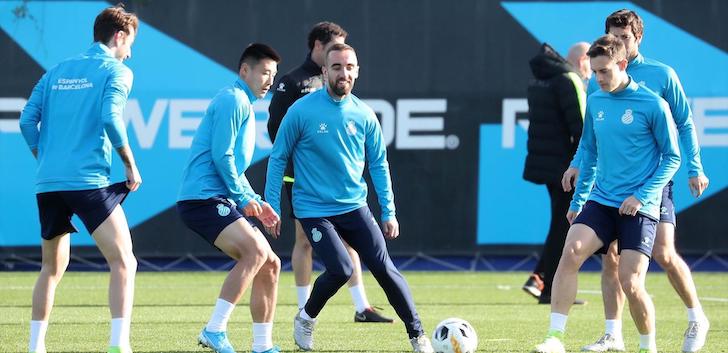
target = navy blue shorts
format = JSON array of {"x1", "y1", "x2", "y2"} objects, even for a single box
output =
[
  {"x1": 36, "y1": 182, "x2": 130, "y2": 240},
  {"x1": 573, "y1": 200, "x2": 658, "y2": 257},
  {"x1": 176, "y1": 197, "x2": 254, "y2": 247},
  {"x1": 659, "y1": 180, "x2": 676, "y2": 225}
]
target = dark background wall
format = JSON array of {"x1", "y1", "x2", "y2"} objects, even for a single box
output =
[{"x1": 1, "y1": 0, "x2": 727, "y2": 258}]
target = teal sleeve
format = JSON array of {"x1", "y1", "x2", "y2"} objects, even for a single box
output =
[
  {"x1": 210, "y1": 96, "x2": 257, "y2": 208},
  {"x1": 634, "y1": 100, "x2": 682, "y2": 205},
  {"x1": 265, "y1": 108, "x2": 298, "y2": 217},
  {"x1": 364, "y1": 111, "x2": 395, "y2": 221},
  {"x1": 102, "y1": 67, "x2": 132, "y2": 148},
  {"x1": 19, "y1": 72, "x2": 48, "y2": 151},
  {"x1": 570, "y1": 104, "x2": 597, "y2": 212},
  {"x1": 664, "y1": 69, "x2": 703, "y2": 177}
]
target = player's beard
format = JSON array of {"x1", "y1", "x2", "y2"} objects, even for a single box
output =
[{"x1": 330, "y1": 78, "x2": 352, "y2": 97}]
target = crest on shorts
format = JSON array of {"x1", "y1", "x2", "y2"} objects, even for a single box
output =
[
  {"x1": 311, "y1": 227, "x2": 323, "y2": 242},
  {"x1": 217, "y1": 203, "x2": 231, "y2": 217}
]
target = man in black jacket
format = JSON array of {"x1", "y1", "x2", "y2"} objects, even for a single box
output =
[
  {"x1": 522, "y1": 42, "x2": 589, "y2": 304},
  {"x1": 267, "y1": 22, "x2": 392, "y2": 323}
]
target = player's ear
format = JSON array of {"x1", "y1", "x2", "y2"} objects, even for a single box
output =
[{"x1": 617, "y1": 58, "x2": 628, "y2": 71}]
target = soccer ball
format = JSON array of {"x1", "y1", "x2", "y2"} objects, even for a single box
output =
[{"x1": 431, "y1": 318, "x2": 478, "y2": 353}]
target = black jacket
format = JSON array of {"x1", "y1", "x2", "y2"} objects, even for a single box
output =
[
  {"x1": 523, "y1": 43, "x2": 585, "y2": 185},
  {"x1": 267, "y1": 54, "x2": 324, "y2": 178}
]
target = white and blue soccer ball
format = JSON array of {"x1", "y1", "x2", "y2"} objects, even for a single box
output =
[{"x1": 431, "y1": 318, "x2": 478, "y2": 353}]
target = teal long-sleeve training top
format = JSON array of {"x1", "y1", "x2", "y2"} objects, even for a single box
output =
[
  {"x1": 265, "y1": 88, "x2": 395, "y2": 221},
  {"x1": 178, "y1": 79, "x2": 262, "y2": 209},
  {"x1": 19, "y1": 43, "x2": 132, "y2": 193},
  {"x1": 570, "y1": 79, "x2": 681, "y2": 220},
  {"x1": 572, "y1": 54, "x2": 703, "y2": 177}
]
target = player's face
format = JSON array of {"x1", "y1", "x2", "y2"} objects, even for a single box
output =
[
  {"x1": 312, "y1": 36, "x2": 345, "y2": 67},
  {"x1": 323, "y1": 49, "x2": 359, "y2": 98},
  {"x1": 590, "y1": 55, "x2": 627, "y2": 92},
  {"x1": 115, "y1": 26, "x2": 136, "y2": 62},
  {"x1": 241, "y1": 58, "x2": 278, "y2": 98},
  {"x1": 608, "y1": 25, "x2": 641, "y2": 60}
]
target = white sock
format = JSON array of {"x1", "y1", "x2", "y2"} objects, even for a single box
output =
[
  {"x1": 110, "y1": 317, "x2": 130, "y2": 348},
  {"x1": 29, "y1": 320, "x2": 48, "y2": 352},
  {"x1": 251, "y1": 322, "x2": 273, "y2": 352},
  {"x1": 549, "y1": 313, "x2": 568, "y2": 333},
  {"x1": 687, "y1": 306, "x2": 705, "y2": 322},
  {"x1": 348, "y1": 284, "x2": 370, "y2": 312},
  {"x1": 639, "y1": 333, "x2": 656, "y2": 350},
  {"x1": 300, "y1": 308, "x2": 315, "y2": 321},
  {"x1": 296, "y1": 285, "x2": 311, "y2": 310},
  {"x1": 605, "y1": 319, "x2": 622, "y2": 338},
  {"x1": 206, "y1": 298, "x2": 235, "y2": 333}
]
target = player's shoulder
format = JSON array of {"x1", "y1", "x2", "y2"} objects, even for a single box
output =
[
  {"x1": 213, "y1": 83, "x2": 251, "y2": 110},
  {"x1": 286, "y1": 87, "x2": 321, "y2": 114},
  {"x1": 634, "y1": 84, "x2": 669, "y2": 111},
  {"x1": 349, "y1": 94, "x2": 378, "y2": 120},
  {"x1": 639, "y1": 56, "x2": 676, "y2": 77}
]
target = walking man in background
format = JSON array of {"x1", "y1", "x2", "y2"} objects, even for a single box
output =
[
  {"x1": 268, "y1": 21, "x2": 392, "y2": 323},
  {"x1": 266, "y1": 43, "x2": 433, "y2": 353},
  {"x1": 522, "y1": 41, "x2": 589, "y2": 305},
  {"x1": 177, "y1": 43, "x2": 282, "y2": 353},
  {"x1": 19, "y1": 5, "x2": 141, "y2": 353}
]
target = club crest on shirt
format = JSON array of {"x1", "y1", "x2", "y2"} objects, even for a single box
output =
[
  {"x1": 317, "y1": 123, "x2": 329, "y2": 134},
  {"x1": 596, "y1": 111, "x2": 605, "y2": 121},
  {"x1": 621, "y1": 109, "x2": 634, "y2": 124},
  {"x1": 345, "y1": 120, "x2": 357, "y2": 136},
  {"x1": 217, "y1": 203, "x2": 231, "y2": 217},
  {"x1": 276, "y1": 82, "x2": 286, "y2": 92}
]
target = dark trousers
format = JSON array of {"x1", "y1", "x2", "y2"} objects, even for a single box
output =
[
  {"x1": 298, "y1": 206, "x2": 424, "y2": 339},
  {"x1": 533, "y1": 182, "x2": 573, "y2": 300}
]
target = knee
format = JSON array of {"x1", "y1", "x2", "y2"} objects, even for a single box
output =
[
  {"x1": 329, "y1": 261, "x2": 354, "y2": 284},
  {"x1": 619, "y1": 275, "x2": 642, "y2": 298},
  {"x1": 295, "y1": 238, "x2": 313, "y2": 253},
  {"x1": 109, "y1": 251, "x2": 137, "y2": 274},
  {"x1": 239, "y1": 243, "x2": 268, "y2": 269},
  {"x1": 41, "y1": 258, "x2": 69, "y2": 280},
  {"x1": 263, "y1": 252, "x2": 281, "y2": 275},
  {"x1": 652, "y1": 248, "x2": 674, "y2": 269},
  {"x1": 603, "y1": 252, "x2": 620, "y2": 271},
  {"x1": 559, "y1": 243, "x2": 585, "y2": 270}
]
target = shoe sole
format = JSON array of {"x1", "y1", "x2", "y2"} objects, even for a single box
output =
[
  {"x1": 354, "y1": 316, "x2": 395, "y2": 323},
  {"x1": 523, "y1": 286, "x2": 541, "y2": 299},
  {"x1": 294, "y1": 341, "x2": 313, "y2": 351}
]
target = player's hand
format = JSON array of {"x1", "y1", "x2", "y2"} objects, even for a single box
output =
[
  {"x1": 125, "y1": 165, "x2": 142, "y2": 192},
  {"x1": 688, "y1": 175, "x2": 709, "y2": 198},
  {"x1": 258, "y1": 202, "x2": 281, "y2": 238},
  {"x1": 619, "y1": 196, "x2": 643, "y2": 216},
  {"x1": 382, "y1": 218, "x2": 400, "y2": 240},
  {"x1": 561, "y1": 167, "x2": 580, "y2": 192},
  {"x1": 243, "y1": 199, "x2": 262, "y2": 217},
  {"x1": 566, "y1": 210, "x2": 579, "y2": 225}
]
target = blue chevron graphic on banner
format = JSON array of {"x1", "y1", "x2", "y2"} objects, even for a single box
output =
[{"x1": 478, "y1": 2, "x2": 728, "y2": 244}]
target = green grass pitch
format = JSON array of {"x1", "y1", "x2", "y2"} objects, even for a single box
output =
[{"x1": 1, "y1": 271, "x2": 726, "y2": 352}]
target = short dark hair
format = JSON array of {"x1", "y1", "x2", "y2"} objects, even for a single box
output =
[
  {"x1": 238, "y1": 43, "x2": 281, "y2": 70},
  {"x1": 307, "y1": 22, "x2": 347, "y2": 51},
  {"x1": 324, "y1": 43, "x2": 356, "y2": 66},
  {"x1": 587, "y1": 34, "x2": 627, "y2": 62},
  {"x1": 93, "y1": 4, "x2": 139, "y2": 44},
  {"x1": 605, "y1": 9, "x2": 644, "y2": 39}
]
